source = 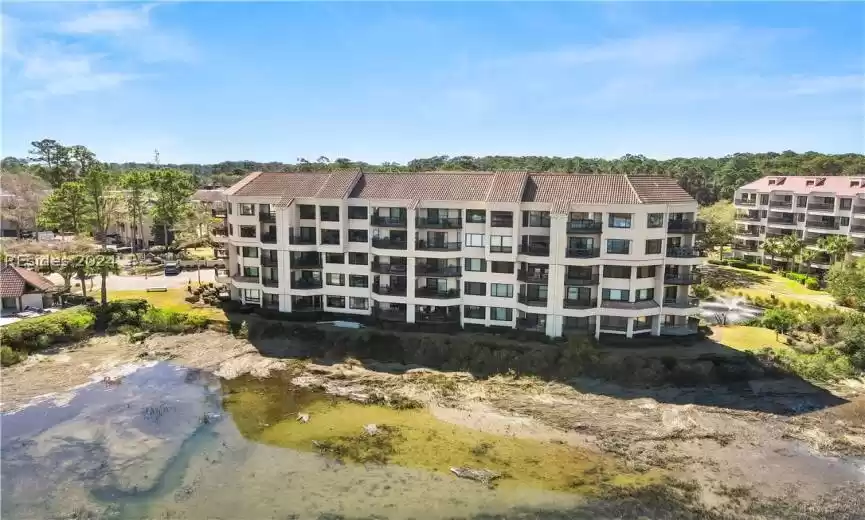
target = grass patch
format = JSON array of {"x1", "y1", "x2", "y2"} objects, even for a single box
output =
[
  {"x1": 108, "y1": 288, "x2": 226, "y2": 320},
  {"x1": 712, "y1": 325, "x2": 788, "y2": 352},
  {"x1": 708, "y1": 265, "x2": 833, "y2": 304},
  {"x1": 185, "y1": 247, "x2": 214, "y2": 260}
]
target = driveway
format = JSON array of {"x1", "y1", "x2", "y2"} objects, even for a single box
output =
[{"x1": 47, "y1": 268, "x2": 217, "y2": 291}]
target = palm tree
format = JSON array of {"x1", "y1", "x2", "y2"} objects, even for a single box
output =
[
  {"x1": 798, "y1": 247, "x2": 818, "y2": 274},
  {"x1": 97, "y1": 255, "x2": 121, "y2": 305},
  {"x1": 818, "y1": 235, "x2": 854, "y2": 264},
  {"x1": 780, "y1": 234, "x2": 803, "y2": 272},
  {"x1": 761, "y1": 237, "x2": 782, "y2": 269}
]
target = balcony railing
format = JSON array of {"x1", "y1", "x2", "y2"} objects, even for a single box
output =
[
  {"x1": 735, "y1": 228, "x2": 760, "y2": 237},
  {"x1": 667, "y1": 220, "x2": 706, "y2": 233},
  {"x1": 853, "y1": 206, "x2": 865, "y2": 214},
  {"x1": 519, "y1": 244, "x2": 550, "y2": 256},
  {"x1": 516, "y1": 318, "x2": 546, "y2": 332},
  {"x1": 370, "y1": 215, "x2": 407, "y2": 227},
  {"x1": 417, "y1": 312, "x2": 460, "y2": 323},
  {"x1": 261, "y1": 256, "x2": 278, "y2": 267},
  {"x1": 289, "y1": 234, "x2": 316, "y2": 245},
  {"x1": 372, "y1": 284, "x2": 407, "y2": 297},
  {"x1": 736, "y1": 199, "x2": 757, "y2": 206},
  {"x1": 415, "y1": 217, "x2": 462, "y2": 229},
  {"x1": 732, "y1": 243, "x2": 759, "y2": 252},
  {"x1": 416, "y1": 264, "x2": 462, "y2": 277},
  {"x1": 664, "y1": 272, "x2": 701, "y2": 285},
  {"x1": 261, "y1": 232, "x2": 277, "y2": 244},
  {"x1": 852, "y1": 225, "x2": 865, "y2": 233},
  {"x1": 371, "y1": 262, "x2": 407, "y2": 275},
  {"x1": 290, "y1": 257, "x2": 322, "y2": 269},
  {"x1": 415, "y1": 287, "x2": 461, "y2": 299},
  {"x1": 415, "y1": 240, "x2": 461, "y2": 251},
  {"x1": 565, "y1": 274, "x2": 599, "y2": 286},
  {"x1": 601, "y1": 299, "x2": 659, "y2": 310},
  {"x1": 259, "y1": 212, "x2": 276, "y2": 223},
  {"x1": 736, "y1": 214, "x2": 761, "y2": 222},
  {"x1": 374, "y1": 309, "x2": 407, "y2": 322},
  {"x1": 563, "y1": 298, "x2": 597, "y2": 309},
  {"x1": 490, "y1": 218, "x2": 513, "y2": 228},
  {"x1": 291, "y1": 279, "x2": 323, "y2": 290},
  {"x1": 566, "y1": 220, "x2": 602, "y2": 234},
  {"x1": 767, "y1": 217, "x2": 796, "y2": 225},
  {"x1": 566, "y1": 247, "x2": 601, "y2": 259},
  {"x1": 262, "y1": 278, "x2": 279, "y2": 288},
  {"x1": 232, "y1": 275, "x2": 259, "y2": 284},
  {"x1": 372, "y1": 237, "x2": 409, "y2": 250},
  {"x1": 517, "y1": 270, "x2": 549, "y2": 283},
  {"x1": 666, "y1": 247, "x2": 703, "y2": 258},
  {"x1": 769, "y1": 201, "x2": 793, "y2": 209},
  {"x1": 599, "y1": 322, "x2": 629, "y2": 332},
  {"x1": 806, "y1": 221, "x2": 840, "y2": 230},
  {"x1": 517, "y1": 294, "x2": 548, "y2": 307},
  {"x1": 663, "y1": 297, "x2": 700, "y2": 308},
  {"x1": 808, "y1": 203, "x2": 835, "y2": 212},
  {"x1": 489, "y1": 245, "x2": 513, "y2": 253},
  {"x1": 212, "y1": 208, "x2": 227, "y2": 218}
]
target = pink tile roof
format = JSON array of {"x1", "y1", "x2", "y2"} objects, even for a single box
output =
[
  {"x1": 1, "y1": 265, "x2": 56, "y2": 297},
  {"x1": 739, "y1": 176, "x2": 865, "y2": 197}
]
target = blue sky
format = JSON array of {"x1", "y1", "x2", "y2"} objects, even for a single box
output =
[{"x1": 2, "y1": 2, "x2": 863, "y2": 164}]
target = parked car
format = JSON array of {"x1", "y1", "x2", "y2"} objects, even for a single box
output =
[{"x1": 164, "y1": 261, "x2": 181, "y2": 275}]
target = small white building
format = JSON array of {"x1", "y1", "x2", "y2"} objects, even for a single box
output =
[{"x1": 0, "y1": 265, "x2": 58, "y2": 312}]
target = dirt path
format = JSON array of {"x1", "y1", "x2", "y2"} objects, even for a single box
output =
[{"x1": 3, "y1": 331, "x2": 864, "y2": 517}]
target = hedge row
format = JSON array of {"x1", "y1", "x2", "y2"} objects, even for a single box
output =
[
  {"x1": 708, "y1": 258, "x2": 773, "y2": 273},
  {"x1": 785, "y1": 272, "x2": 820, "y2": 290}
]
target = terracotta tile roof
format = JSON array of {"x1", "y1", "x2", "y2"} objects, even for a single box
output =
[
  {"x1": 232, "y1": 172, "x2": 332, "y2": 198},
  {"x1": 486, "y1": 170, "x2": 528, "y2": 203},
  {"x1": 349, "y1": 173, "x2": 494, "y2": 202},
  {"x1": 1, "y1": 265, "x2": 56, "y2": 297},
  {"x1": 222, "y1": 171, "x2": 262, "y2": 196},
  {"x1": 315, "y1": 170, "x2": 362, "y2": 199},
  {"x1": 628, "y1": 176, "x2": 694, "y2": 204},
  {"x1": 738, "y1": 176, "x2": 865, "y2": 198},
  {"x1": 191, "y1": 189, "x2": 225, "y2": 203},
  {"x1": 524, "y1": 174, "x2": 642, "y2": 213}
]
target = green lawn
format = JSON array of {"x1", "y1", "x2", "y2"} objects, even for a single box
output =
[
  {"x1": 108, "y1": 287, "x2": 227, "y2": 320},
  {"x1": 711, "y1": 325, "x2": 788, "y2": 352},
  {"x1": 710, "y1": 265, "x2": 835, "y2": 306}
]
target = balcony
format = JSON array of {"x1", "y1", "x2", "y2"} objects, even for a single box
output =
[
  {"x1": 732, "y1": 243, "x2": 759, "y2": 252},
  {"x1": 370, "y1": 215, "x2": 407, "y2": 227},
  {"x1": 806, "y1": 221, "x2": 840, "y2": 230},
  {"x1": 736, "y1": 198, "x2": 756, "y2": 206},
  {"x1": 517, "y1": 294, "x2": 548, "y2": 307},
  {"x1": 289, "y1": 234, "x2": 316, "y2": 246},
  {"x1": 735, "y1": 228, "x2": 760, "y2": 237},
  {"x1": 261, "y1": 232, "x2": 277, "y2": 244},
  {"x1": 563, "y1": 298, "x2": 597, "y2": 310},
  {"x1": 664, "y1": 297, "x2": 700, "y2": 309},
  {"x1": 808, "y1": 203, "x2": 835, "y2": 212},
  {"x1": 259, "y1": 212, "x2": 276, "y2": 223},
  {"x1": 667, "y1": 220, "x2": 705, "y2": 234},
  {"x1": 417, "y1": 311, "x2": 460, "y2": 323},
  {"x1": 567, "y1": 220, "x2": 602, "y2": 234},
  {"x1": 565, "y1": 247, "x2": 601, "y2": 259},
  {"x1": 516, "y1": 318, "x2": 546, "y2": 332},
  {"x1": 416, "y1": 240, "x2": 461, "y2": 251},
  {"x1": 232, "y1": 275, "x2": 259, "y2": 284},
  {"x1": 415, "y1": 287, "x2": 461, "y2": 299},
  {"x1": 260, "y1": 256, "x2": 278, "y2": 267},
  {"x1": 416, "y1": 264, "x2": 462, "y2": 277},
  {"x1": 599, "y1": 321, "x2": 629, "y2": 332},
  {"x1": 262, "y1": 278, "x2": 279, "y2": 288},
  {"x1": 769, "y1": 201, "x2": 793, "y2": 209},
  {"x1": 666, "y1": 247, "x2": 703, "y2": 258},
  {"x1": 736, "y1": 214, "x2": 761, "y2": 222},
  {"x1": 519, "y1": 244, "x2": 550, "y2": 257},
  {"x1": 601, "y1": 299, "x2": 659, "y2": 310},
  {"x1": 853, "y1": 206, "x2": 865, "y2": 214},
  {"x1": 212, "y1": 208, "x2": 227, "y2": 218},
  {"x1": 517, "y1": 270, "x2": 549, "y2": 283},
  {"x1": 415, "y1": 217, "x2": 462, "y2": 229},
  {"x1": 290, "y1": 257, "x2": 322, "y2": 269},
  {"x1": 489, "y1": 245, "x2": 513, "y2": 254},
  {"x1": 664, "y1": 272, "x2": 701, "y2": 285},
  {"x1": 767, "y1": 217, "x2": 796, "y2": 226},
  {"x1": 852, "y1": 225, "x2": 865, "y2": 234},
  {"x1": 374, "y1": 308, "x2": 407, "y2": 322},
  {"x1": 565, "y1": 274, "x2": 599, "y2": 286},
  {"x1": 372, "y1": 283, "x2": 407, "y2": 297},
  {"x1": 371, "y1": 262, "x2": 407, "y2": 275},
  {"x1": 372, "y1": 237, "x2": 409, "y2": 250},
  {"x1": 291, "y1": 279, "x2": 323, "y2": 290},
  {"x1": 214, "y1": 248, "x2": 229, "y2": 259}
]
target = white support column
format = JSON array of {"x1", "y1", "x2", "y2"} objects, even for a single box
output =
[{"x1": 626, "y1": 317, "x2": 634, "y2": 338}]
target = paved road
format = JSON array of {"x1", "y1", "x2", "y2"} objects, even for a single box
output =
[{"x1": 47, "y1": 268, "x2": 217, "y2": 291}]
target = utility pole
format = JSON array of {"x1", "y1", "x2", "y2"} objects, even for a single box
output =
[{"x1": 153, "y1": 149, "x2": 160, "y2": 166}]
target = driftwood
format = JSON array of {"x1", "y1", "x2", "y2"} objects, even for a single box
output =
[
  {"x1": 297, "y1": 413, "x2": 310, "y2": 423},
  {"x1": 449, "y1": 467, "x2": 501, "y2": 485}
]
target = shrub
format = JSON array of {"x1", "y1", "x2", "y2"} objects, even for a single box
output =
[
  {"x1": 744, "y1": 263, "x2": 763, "y2": 271},
  {"x1": 692, "y1": 284, "x2": 711, "y2": 299},
  {"x1": 93, "y1": 299, "x2": 150, "y2": 329},
  {"x1": 786, "y1": 273, "x2": 807, "y2": 283},
  {"x1": 707, "y1": 259, "x2": 725, "y2": 266},
  {"x1": 804, "y1": 277, "x2": 820, "y2": 290},
  {"x1": 1, "y1": 345, "x2": 25, "y2": 366},
  {"x1": 758, "y1": 265, "x2": 773, "y2": 273},
  {"x1": 727, "y1": 259, "x2": 747, "y2": 269},
  {"x1": 141, "y1": 308, "x2": 208, "y2": 334},
  {"x1": 0, "y1": 307, "x2": 96, "y2": 353}
]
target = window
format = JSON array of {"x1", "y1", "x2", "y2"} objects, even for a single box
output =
[
  {"x1": 608, "y1": 213, "x2": 632, "y2": 228},
  {"x1": 298, "y1": 205, "x2": 315, "y2": 219},
  {"x1": 761, "y1": 210, "x2": 768, "y2": 218},
  {"x1": 243, "y1": 289, "x2": 260, "y2": 303},
  {"x1": 239, "y1": 225, "x2": 257, "y2": 238},
  {"x1": 464, "y1": 281, "x2": 486, "y2": 296},
  {"x1": 327, "y1": 296, "x2": 346, "y2": 308},
  {"x1": 797, "y1": 213, "x2": 805, "y2": 222},
  {"x1": 349, "y1": 297, "x2": 368, "y2": 310},
  {"x1": 490, "y1": 307, "x2": 512, "y2": 321},
  {"x1": 349, "y1": 229, "x2": 368, "y2": 242},
  {"x1": 242, "y1": 247, "x2": 258, "y2": 258},
  {"x1": 321, "y1": 230, "x2": 340, "y2": 245},
  {"x1": 348, "y1": 206, "x2": 368, "y2": 220},
  {"x1": 326, "y1": 253, "x2": 344, "y2": 264},
  {"x1": 491, "y1": 283, "x2": 514, "y2": 298},
  {"x1": 229, "y1": 224, "x2": 234, "y2": 236},
  {"x1": 464, "y1": 305, "x2": 486, "y2": 319},
  {"x1": 491, "y1": 261, "x2": 514, "y2": 274},
  {"x1": 760, "y1": 194, "x2": 769, "y2": 205},
  {"x1": 606, "y1": 239, "x2": 631, "y2": 254},
  {"x1": 523, "y1": 211, "x2": 550, "y2": 228},
  {"x1": 647, "y1": 213, "x2": 664, "y2": 228},
  {"x1": 320, "y1": 206, "x2": 340, "y2": 222},
  {"x1": 636, "y1": 266, "x2": 656, "y2": 278},
  {"x1": 841, "y1": 217, "x2": 850, "y2": 226},
  {"x1": 466, "y1": 209, "x2": 486, "y2": 223},
  {"x1": 490, "y1": 211, "x2": 513, "y2": 227},
  {"x1": 349, "y1": 275, "x2": 368, "y2": 288},
  {"x1": 227, "y1": 203, "x2": 232, "y2": 215},
  {"x1": 242, "y1": 266, "x2": 259, "y2": 278},
  {"x1": 797, "y1": 196, "x2": 808, "y2": 208},
  {"x1": 349, "y1": 252, "x2": 368, "y2": 265},
  {"x1": 604, "y1": 266, "x2": 631, "y2": 279},
  {"x1": 602, "y1": 289, "x2": 629, "y2": 301},
  {"x1": 490, "y1": 235, "x2": 512, "y2": 253},
  {"x1": 465, "y1": 233, "x2": 485, "y2": 247},
  {"x1": 566, "y1": 286, "x2": 591, "y2": 301},
  {"x1": 239, "y1": 203, "x2": 255, "y2": 216},
  {"x1": 645, "y1": 239, "x2": 662, "y2": 255},
  {"x1": 636, "y1": 288, "x2": 654, "y2": 301},
  {"x1": 465, "y1": 258, "x2": 486, "y2": 272},
  {"x1": 841, "y1": 198, "x2": 852, "y2": 210},
  {"x1": 263, "y1": 293, "x2": 279, "y2": 308},
  {"x1": 326, "y1": 273, "x2": 345, "y2": 286}
]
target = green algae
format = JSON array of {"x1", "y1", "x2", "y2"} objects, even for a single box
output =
[{"x1": 221, "y1": 373, "x2": 661, "y2": 494}]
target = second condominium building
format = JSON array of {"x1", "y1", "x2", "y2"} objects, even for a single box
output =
[
  {"x1": 220, "y1": 170, "x2": 704, "y2": 339},
  {"x1": 733, "y1": 176, "x2": 865, "y2": 268}
]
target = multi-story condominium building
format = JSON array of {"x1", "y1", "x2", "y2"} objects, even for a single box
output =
[
  {"x1": 733, "y1": 176, "x2": 865, "y2": 268},
  {"x1": 220, "y1": 170, "x2": 704, "y2": 339}
]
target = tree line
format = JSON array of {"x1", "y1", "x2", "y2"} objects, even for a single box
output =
[{"x1": 4, "y1": 142, "x2": 865, "y2": 204}]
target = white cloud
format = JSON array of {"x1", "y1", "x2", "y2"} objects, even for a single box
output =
[{"x1": 60, "y1": 5, "x2": 153, "y2": 35}]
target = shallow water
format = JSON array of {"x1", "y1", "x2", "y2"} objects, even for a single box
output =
[{"x1": 0, "y1": 363, "x2": 649, "y2": 520}]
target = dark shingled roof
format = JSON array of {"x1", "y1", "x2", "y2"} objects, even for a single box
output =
[{"x1": 0, "y1": 265, "x2": 56, "y2": 297}]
